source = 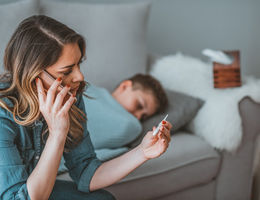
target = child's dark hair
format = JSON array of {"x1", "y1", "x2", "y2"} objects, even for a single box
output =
[{"x1": 128, "y1": 74, "x2": 168, "y2": 114}]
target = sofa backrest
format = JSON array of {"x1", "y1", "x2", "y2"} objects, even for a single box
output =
[
  {"x1": 0, "y1": 0, "x2": 151, "y2": 91},
  {"x1": 0, "y1": 0, "x2": 38, "y2": 74}
]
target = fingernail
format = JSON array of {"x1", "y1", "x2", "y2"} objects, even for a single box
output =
[
  {"x1": 57, "y1": 77, "x2": 62, "y2": 81},
  {"x1": 162, "y1": 121, "x2": 166, "y2": 124},
  {"x1": 36, "y1": 78, "x2": 39, "y2": 83}
]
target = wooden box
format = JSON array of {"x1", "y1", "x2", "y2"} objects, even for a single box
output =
[{"x1": 213, "y1": 51, "x2": 241, "y2": 88}]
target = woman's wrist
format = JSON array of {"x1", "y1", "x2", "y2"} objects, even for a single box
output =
[
  {"x1": 135, "y1": 144, "x2": 150, "y2": 162},
  {"x1": 47, "y1": 131, "x2": 67, "y2": 147}
]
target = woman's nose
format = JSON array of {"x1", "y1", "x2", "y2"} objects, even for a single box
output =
[{"x1": 72, "y1": 66, "x2": 84, "y2": 82}]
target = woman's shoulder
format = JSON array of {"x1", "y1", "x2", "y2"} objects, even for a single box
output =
[
  {"x1": 0, "y1": 81, "x2": 10, "y2": 88},
  {"x1": 0, "y1": 106, "x2": 19, "y2": 141},
  {"x1": 0, "y1": 105, "x2": 16, "y2": 124},
  {"x1": 0, "y1": 73, "x2": 12, "y2": 88},
  {"x1": 0, "y1": 79, "x2": 19, "y2": 132},
  {"x1": 0, "y1": 79, "x2": 13, "y2": 107},
  {"x1": 0, "y1": 91, "x2": 16, "y2": 126}
]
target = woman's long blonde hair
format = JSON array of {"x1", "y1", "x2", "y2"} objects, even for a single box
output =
[{"x1": 0, "y1": 15, "x2": 87, "y2": 150}]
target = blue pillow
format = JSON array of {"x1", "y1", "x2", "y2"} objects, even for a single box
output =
[{"x1": 83, "y1": 85, "x2": 142, "y2": 149}]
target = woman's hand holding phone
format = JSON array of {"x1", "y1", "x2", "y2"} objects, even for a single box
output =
[
  {"x1": 39, "y1": 70, "x2": 76, "y2": 104},
  {"x1": 36, "y1": 76, "x2": 76, "y2": 142}
]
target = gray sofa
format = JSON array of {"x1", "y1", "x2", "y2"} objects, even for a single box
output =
[
  {"x1": 0, "y1": 0, "x2": 258, "y2": 200},
  {"x1": 104, "y1": 96, "x2": 259, "y2": 200}
]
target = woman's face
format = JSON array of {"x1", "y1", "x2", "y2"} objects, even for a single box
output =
[{"x1": 39, "y1": 43, "x2": 84, "y2": 96}]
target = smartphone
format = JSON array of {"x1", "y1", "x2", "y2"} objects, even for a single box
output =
[
  {"x1": 152, "y1": 114, "x2": 168, "y2": 136},
  {"x1": 38, "y1": 70, "x2": 77, "y2": 103}
]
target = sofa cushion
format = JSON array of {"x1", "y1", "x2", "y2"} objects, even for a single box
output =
[
  {"x1": 41, "y1": 0, "x2": 151, "y2": 91},
  {"x1": 0, "y1": 0, "x2": 38, "y2": 73},
  {"x1": 57, "y1": 132, "x2": 220, "y2": 199},
  {"x1": 153, "y1": 90, "x2": 204, "y2": 133},
  {"x1": 128, "y1": 89, "x2": 204, "y2": 148},
  {"x1": 105, "y1": 132, "x2": 221, "y2": 200}
]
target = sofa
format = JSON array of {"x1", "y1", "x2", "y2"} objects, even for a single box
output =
[{"x1": 0, "y1": 0, "x2": 259, "y2": 200}]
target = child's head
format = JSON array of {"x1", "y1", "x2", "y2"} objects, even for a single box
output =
[{"x1": 112, "y1": 74, "x2": 168, "y2": 121}]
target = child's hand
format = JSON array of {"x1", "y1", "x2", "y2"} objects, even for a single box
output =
[{"x1": 139, "y1": 121, "x2": 172, "y2": 160}]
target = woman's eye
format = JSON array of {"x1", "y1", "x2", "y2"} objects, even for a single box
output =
[{"x1": 63, "y1": 70, "x2": 72, "y2": 76}]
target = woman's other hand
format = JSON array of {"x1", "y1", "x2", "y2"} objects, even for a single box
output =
[
  {"x1": 36, "y1": 77, "x2": 76, "y2": 141},
  {"x1": 139, "y1": 121, "x2": 172, "y2": 160}
]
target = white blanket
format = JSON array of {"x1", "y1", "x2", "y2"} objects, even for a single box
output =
[{"x1": 150, "y1": 53, "x2": 260, "y2": 152}]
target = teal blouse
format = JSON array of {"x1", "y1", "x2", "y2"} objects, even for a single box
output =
[{"x1": 0, "y1": 83, "x2": 102, "y2": 200}]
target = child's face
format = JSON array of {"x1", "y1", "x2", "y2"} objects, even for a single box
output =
[
  {"x1": 112, "y1": 81, "x2": 157, "y2": 121},
  {"x1": 39, "y1": 43, "x2": 84, "y2": 96}
]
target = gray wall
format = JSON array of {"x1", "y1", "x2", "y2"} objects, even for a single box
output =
[
  {"x1": 86, "y1": 0, "x2": 260, "y2": 78},
  {"x1": 147, "y1": 0, "x2": 260, "y2": 78},
  {"x1": 1, "y1": 0, "x2": 259, "y2": 78}
]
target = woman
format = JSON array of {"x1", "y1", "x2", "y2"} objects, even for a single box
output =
[{"x1": 0, "y1": 15, "x2": 172, "y2": 200}]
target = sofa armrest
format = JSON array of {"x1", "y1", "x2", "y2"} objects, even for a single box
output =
[
  {"x1": 238, "y1": 96, "x2": 260, "y2": 143},
  {"x1": 216, "y1": 96, "x2": 260, "y2": 200}
]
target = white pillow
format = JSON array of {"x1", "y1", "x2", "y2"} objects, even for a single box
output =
[
  {"x1": 150, "y1": 53, "x2": 260, "y2": 152},
  {"x1": 150, "y1": 52, "x2": 213, "y2": 99}
]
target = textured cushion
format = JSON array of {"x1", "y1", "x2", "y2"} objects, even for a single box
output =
[
  {"x1": 41, "y1": 0, "x2": 151, "y2": 91},
  {"x1": 0, "y1": 0, "x2": 38, "y2": 73},
  {"x1": 129, "y1": 89, "x2": 204, "y2": 147},
  {"x1": 146, "y1": 90, "x2": 204, "y2": 133}
]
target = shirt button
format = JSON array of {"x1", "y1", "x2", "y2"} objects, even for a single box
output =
[{"x1": 35, "y1": 155, "x2": 40, "y2": 160}]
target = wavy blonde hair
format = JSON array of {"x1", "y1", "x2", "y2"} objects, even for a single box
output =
[{"x1": 0, "y1": 15, "x2": 88, "y2": 150}]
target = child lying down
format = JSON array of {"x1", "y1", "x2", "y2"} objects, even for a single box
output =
[{"x1": 59, "y1": 74, "x2": 168, "y2": 172}]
